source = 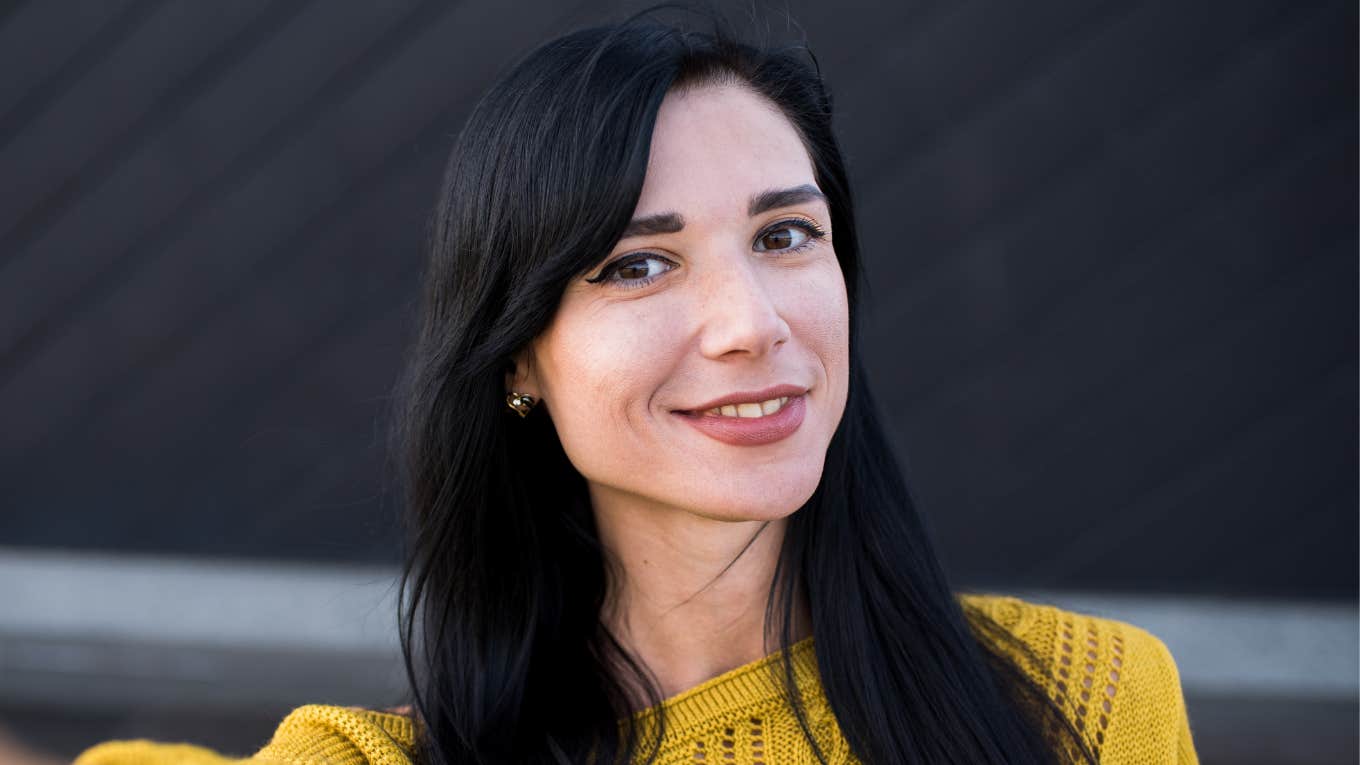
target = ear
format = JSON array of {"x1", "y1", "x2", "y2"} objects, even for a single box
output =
[{"x1": 504, "y1": 347, "x2": 541, "y2": 401}]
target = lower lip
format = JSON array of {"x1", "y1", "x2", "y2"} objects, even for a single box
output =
[{"x1": 673, "y1": 394, "x2": 807, "y2": 446}]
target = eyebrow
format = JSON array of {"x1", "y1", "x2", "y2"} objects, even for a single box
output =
[
  {"x1": 621, "y1": 212, "x2": 684, "y2": 239},
  {"x1": 618, "y1": 184, "x2": 827, "y2": 239},
  {"x1": 748, "y1": 184, "x2": 826, "y2": 217}
]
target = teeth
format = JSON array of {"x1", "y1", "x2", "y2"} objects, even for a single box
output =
[
  {"x1": 736, "y1": 402, "x2": 762, "y2": 417},
  {"x1": 703, "y1": 395, "x2": 792, "y2": 418}
]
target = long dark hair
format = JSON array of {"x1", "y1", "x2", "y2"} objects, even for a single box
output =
[{"x1": 393, "y1": 13, "x2": 1095, "y2": 765}]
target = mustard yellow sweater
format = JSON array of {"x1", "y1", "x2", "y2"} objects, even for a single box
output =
[{"x1": 73, "y1": 594, "x2": 1199, "y2": 764}]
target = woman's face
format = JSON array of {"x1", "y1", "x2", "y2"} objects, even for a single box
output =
[{"x1": 519, "y1": 83, "x2": 850, "y2": 522}]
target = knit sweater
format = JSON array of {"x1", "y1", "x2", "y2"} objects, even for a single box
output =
[{"x1": 73, "y1": 593, "x2": 1199, "y2": 764}]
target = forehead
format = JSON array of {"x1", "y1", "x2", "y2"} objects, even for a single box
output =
[{"x1": 634, "y1": 83, "x2": 818, "y2": 217}]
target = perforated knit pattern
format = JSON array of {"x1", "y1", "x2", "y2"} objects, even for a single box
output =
[
  {"x1": 965, "y1": 594, "x2": 1199, "y2": 764},
  {"x1": 625, "y1": 636, "x2": 852, "y2": 764},
  {"x1": 74, "y1": 706, "x2": 417, "y2": 765},
  {"x1": 73, "y1": 594, "x2": 1197, "y2": 764}
]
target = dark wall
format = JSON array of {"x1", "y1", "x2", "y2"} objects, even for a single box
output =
[{"x1": 0, "y1": 0, "x2": 1354, "y2": 599}]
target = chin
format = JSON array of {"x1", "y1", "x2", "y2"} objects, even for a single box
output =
[{"x1": 691, "y1": 475, "x2": 822, "y2": 522}]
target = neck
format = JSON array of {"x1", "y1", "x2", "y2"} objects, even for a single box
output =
[{"x1": 591, "y1": 487, "x2": 812, "y2": 709}]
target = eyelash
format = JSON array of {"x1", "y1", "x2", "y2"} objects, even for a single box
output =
[{"x1": 585, "y1": 218, "x2": 828, "y2": 290}]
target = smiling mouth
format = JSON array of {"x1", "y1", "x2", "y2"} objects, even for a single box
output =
[
  {"x1": 679, "y1": 396, "x2": 792, "y2": 419},
  {"x1": 674, "y1": 383, "x2": 809, "y2": 417},
  {"x1": 671, "y1": 393, "x2": 807, "y2": 446}
]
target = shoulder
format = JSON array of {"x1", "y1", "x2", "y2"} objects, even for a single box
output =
[
  {"x1": 74, "y1": 705, "x2": 418, "y2": 765},
  {"x1": 957, "y1": 592, "x2": 1200, "y2": 764},
  {"x1": 257, "y1": 704, "x2": 418, "y2": 763}
]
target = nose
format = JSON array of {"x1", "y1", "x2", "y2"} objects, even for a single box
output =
[{"x1": 696, "y1": 255, "x2": 791, "y2": 360}]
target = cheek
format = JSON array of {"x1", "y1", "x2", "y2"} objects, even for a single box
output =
[
  {"x1": 785, "y1": 260, "x2": 850, "y2": 368},
  {"x1": 781, "y1": 259, "x2": 851, "y2": 440},
  {"x1": 539, "y1": 306, "x2": 687, "y2": 473}
]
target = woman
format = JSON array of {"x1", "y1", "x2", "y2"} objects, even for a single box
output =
[{"x1": 75, "y1": 15, "x2": 1198, "y2": 765}]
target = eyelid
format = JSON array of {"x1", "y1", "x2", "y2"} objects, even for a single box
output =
[
  {"x1": 584, "y1": 250, "x2": 676, "y2": 285},
  {"x1": 754, "y1": 216, "x2": 829, "y2": 246},
  {"x1": 765, "y1": 213, "x2": 825, "y2": 231}
]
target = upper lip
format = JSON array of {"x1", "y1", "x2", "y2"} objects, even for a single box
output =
[{"x1": 679, "y1": 384, "x2": 808, "y2": 413}]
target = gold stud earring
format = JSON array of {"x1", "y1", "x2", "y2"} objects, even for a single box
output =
[{"x1": 506, "y1": 392, "x2": 537, "y2": 418}]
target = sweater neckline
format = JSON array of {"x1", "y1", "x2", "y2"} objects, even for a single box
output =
[{"x1": 628, "y1": 635, "x2": 822, "y2": 733}]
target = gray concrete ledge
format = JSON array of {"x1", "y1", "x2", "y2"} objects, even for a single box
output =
[
  {"x1": 3, "y1": 547, "x2": 1355, "y2": 708},
  {"x1": 1006, "y1": 588, "x2": 1358, "y2": 701}
]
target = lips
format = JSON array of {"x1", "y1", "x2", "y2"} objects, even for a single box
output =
[
  {"x1": 672, "y1": 392, "x2": 807, "y2": 446},
  {"x1": 677, "y1": 383, "x2": 809, "y2": 414}
]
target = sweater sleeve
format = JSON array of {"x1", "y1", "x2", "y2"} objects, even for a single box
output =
[
  {"x1": 72, "y1": 705, "x2": 417, "y2": 765},
  {"x1": 1047, "y1": 614, "x2": 1200, "y2": 765},
  {"x1": 959, "y1": 593, "x2": 1200, "y2": 764},
  {"x1": 73, "y1": 741, "x2": 238, "y2": 765},
  {"x1": 1103, "y1": 624, "x2": 1200, "y2": 765}
]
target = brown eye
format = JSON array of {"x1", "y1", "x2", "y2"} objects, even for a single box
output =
[
  {"x1": 612, "y1": 255, "x2": 673, "y2": 283},
  {"x1": 617, "y1": 260, "x2": 652, "y2": 280},
  {"x1": 753, "y1": 223, "x2": 815, "y2": 252},
  {"x1": 759, "y1": 229, "x2": 796, "y2": 250},
  {"x1": 584, "y1": 252, "x2": 677, "y2": 289}
]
